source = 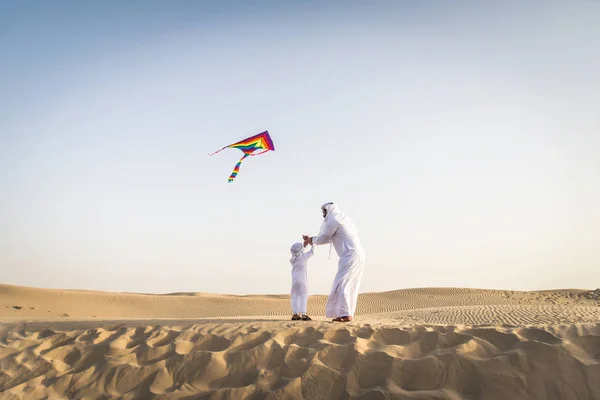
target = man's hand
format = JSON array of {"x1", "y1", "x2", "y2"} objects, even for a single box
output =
[{"x1": 302, "y1": 235, "x2": 313, "y2": 247}]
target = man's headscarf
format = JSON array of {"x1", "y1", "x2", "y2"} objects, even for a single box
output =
[
  {"x1": 318, "y1": 202, "x2": 358, "y2": 236},
  {"x1": 317, "y1": 202, "x2": 358, "y2": 259}
]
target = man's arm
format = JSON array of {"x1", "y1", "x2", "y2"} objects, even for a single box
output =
[{"x1": 306, "y1": 218, "x2": 339, "y2": 246}]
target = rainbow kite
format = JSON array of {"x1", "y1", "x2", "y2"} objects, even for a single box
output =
[{"x1": 208, "y1": 130, "x2": 275, "y2": 182}]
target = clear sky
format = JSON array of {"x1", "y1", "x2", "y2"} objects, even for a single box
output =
[{"x1": 1, "y1": 1, "x2": 599, "y2": 295}]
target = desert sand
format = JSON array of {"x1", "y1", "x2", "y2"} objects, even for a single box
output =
[{"x1": 1, "y1": 284, "x2": 600, "y2": 399}]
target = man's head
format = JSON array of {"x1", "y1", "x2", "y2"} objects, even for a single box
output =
[{"x1": 321, "y1": 202, "x2": 334, "y2": 218}]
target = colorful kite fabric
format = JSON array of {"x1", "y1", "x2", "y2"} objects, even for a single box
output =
[{"x1": 208, "y1": 131, "x2": 275, "y2": 182}]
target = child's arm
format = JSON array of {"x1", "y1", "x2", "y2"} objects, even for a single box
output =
[{"x1": 304, "y1": 245, "x2": 315, "y2": 260}]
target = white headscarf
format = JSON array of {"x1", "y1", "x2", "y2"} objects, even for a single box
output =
[
  {"x1": 289, "y1": 242, "x2": 304, "y2": 263},
  {"x1": 318, "y1": 202, "x2": 358, "y2": 237},
  {"x1": 317, "y1": 202, "x2": 358, "y2": 259}
]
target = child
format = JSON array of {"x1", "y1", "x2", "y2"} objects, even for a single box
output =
[{"x1": 289, "y1": 242, "x2": 314, "y2": 321}]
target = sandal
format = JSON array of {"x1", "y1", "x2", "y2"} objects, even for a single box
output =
[
  {"x1": 301, "y1": 315, "x2": 312, "y2": 321},
  {"x1": 291, "y1": 314, "x2": 300, "y2": 321},
  {"x1": 332, "y1": 316, "x2": 353, "y2": 322}
]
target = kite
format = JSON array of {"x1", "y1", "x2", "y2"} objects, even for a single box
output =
[{"x1": 208, "y1": 130, "x2": 275, "y2": 182}]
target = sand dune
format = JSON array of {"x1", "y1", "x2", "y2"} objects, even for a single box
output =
[
  {"x1": 1, "y1": 284, "x2": 600, "y2": 399},
  {"x1": 2, "y1": 284, "x2": 600, "y2": 321}
]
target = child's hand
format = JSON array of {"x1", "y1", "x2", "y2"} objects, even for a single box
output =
[{"x1": 302, "y1": 235, "x2": 313, "y2": 247}]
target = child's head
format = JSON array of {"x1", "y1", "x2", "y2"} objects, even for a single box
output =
[{"x1": 290, "y1": 242, "x2": 303, "y2": 256}]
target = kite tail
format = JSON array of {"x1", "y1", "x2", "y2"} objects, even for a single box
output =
[{"x1": 228, "y1": 153, "x2": 250, "y2": 182}]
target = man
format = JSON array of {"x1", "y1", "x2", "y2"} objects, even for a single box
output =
[{"x1": 303, "y1": 202, "x2": 366, "y2": 322}]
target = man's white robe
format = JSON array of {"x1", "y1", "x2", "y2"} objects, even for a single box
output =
[
  {"x1": 290, "y1": 245, "x2": 314, "y2": 314},
  {"x1": 313, "y1": 203, "x2": 366, "y2": 318}
]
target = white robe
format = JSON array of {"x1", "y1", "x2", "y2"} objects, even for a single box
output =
[
  {"x1": 313, "y1": 204, "x2": 366, "y2": 318},
  {"x1": 290, "y1": 245, "x2": 314, "y2": 314}
]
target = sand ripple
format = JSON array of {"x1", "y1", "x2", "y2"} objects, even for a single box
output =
[{"x1": 1, "y1": 321, "x2": 599, "y2": 399}]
